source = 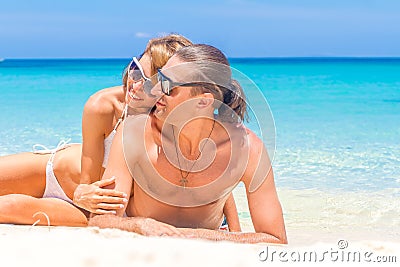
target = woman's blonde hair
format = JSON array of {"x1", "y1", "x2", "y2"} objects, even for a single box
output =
[{"x1": 123, "y1": 34, "x2": 192, "y2": 90}]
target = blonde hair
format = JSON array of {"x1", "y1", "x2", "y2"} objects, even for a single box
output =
[{"x1": 123, "y1": 34, "x2": 192, "y2": 90}]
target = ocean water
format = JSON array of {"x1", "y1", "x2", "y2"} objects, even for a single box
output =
[
  {"x1": 231, "y1": 58, "x2": 400, "y2": 194},
  {"x1": 1, "y1": 58, "x2": 399, "y2": 232}
]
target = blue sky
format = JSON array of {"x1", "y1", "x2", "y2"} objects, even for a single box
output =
[{"x1": 1, "y1": 0, "x2": 400, "y2": 58}]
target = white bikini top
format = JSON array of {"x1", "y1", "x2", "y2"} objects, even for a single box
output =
[{"x1": 102, "y1": 104, "x2": 128, "y2": 168}]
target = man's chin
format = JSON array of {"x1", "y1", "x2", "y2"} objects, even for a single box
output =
[{"x1": 153, "y1": 108, "x2": 166, "y2": 121}]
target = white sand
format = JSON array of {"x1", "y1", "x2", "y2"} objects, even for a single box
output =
[
  {"x1": 1, "y1": 186, "x2": 399, "y2": 266},
  {"x1": 0, "y1": 224, "x2": 264, "y2": 267},
  {"x1": 1, "y1": 224, "x2": 398, "y2": 267}
]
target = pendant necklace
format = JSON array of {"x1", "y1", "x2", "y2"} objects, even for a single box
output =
[{"x1": 172, "y1": 120, "x2": 215, "y2": 188}]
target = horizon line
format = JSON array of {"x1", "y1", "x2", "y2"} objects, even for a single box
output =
[{"x1": 2, "y1": 56, "x2": 400, "y2": 60}]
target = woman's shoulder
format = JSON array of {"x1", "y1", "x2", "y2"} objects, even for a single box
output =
[{"x1": 84, "y1": 86, "x2": 124, "y2": 115}]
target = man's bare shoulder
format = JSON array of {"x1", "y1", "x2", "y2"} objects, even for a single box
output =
[
  {"x1": 84, "y1": 86, "x2": 123, "y2": 115},
  {"x1": 245, "y1": 127, "x2": 264, "y2": 150},
  {"x1": 222, "y1": 123, "x2": 264, "y2": 150},
  {"x1": 239, "y1": 126, "x2": 274, "y2": 192}
]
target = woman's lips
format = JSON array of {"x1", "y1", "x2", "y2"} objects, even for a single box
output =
[{"x1": 128, "y1": 90, "x2": 143, "y2": 101}]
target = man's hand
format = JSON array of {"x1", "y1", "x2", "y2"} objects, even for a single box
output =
[
  {"x1": 73, "y1": 176, "x2": 128, "y2": 214},
  {"x1": 179, "y1": 228, "x2": 284, "y2": 244}
]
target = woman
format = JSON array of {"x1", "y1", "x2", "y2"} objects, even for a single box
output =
[{"x1": 0, "y1": 35, "x2": 241, "y2": 230}]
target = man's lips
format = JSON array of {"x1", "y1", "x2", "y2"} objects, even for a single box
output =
[{"x1": 156, "y1": 100, "x2": 166, "y2": 107}]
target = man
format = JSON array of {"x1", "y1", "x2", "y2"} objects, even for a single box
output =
[{"x1": 89, "y1": 44, "x2": 287, "y2": 244}]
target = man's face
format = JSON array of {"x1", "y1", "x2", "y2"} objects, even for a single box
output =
[{"x1": 153, "y1": 56, "x2": 198, "y2": 124}]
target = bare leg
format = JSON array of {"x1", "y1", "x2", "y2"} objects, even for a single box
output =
[
  {"x1": 0, "y1": 153, "x2": 48, "y2": 197},
  {"x1": 0, "y1": 194, "x2": 87, "y2": 226}
]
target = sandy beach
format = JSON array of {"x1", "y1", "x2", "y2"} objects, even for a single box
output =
[
  {"x1": 2, "y1": 0, "x2": 400, "y2": 266},
  {"x1": 1, "y1": 224, "x2": 398, "y2": 266},
  {"x1": 1, "y1": 186, "x2": 398, "y2": 266}
]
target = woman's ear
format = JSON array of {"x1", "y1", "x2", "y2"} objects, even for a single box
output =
[{"x1": 196, "y1": 92, "x2": 214, "y2": 109}]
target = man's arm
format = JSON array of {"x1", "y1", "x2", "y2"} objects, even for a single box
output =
[
  {"x1": 89, "y1": 215, "x2": 185, "y2": 237},
  {"x1": 178, "y1": 228, "x2": 281, "y2": 244},
  {"x1": 241, "y1": 134, "x2": 287, "y2": 244},
  {"x1": 90, "y1": 216, "x2": 283, "y2": 244},
  {"x1": 89, "y1": 214, "x2": 275, "y2": 243},
  {"x1": 223, "y1": 194, "x2": 241, "y2": 232}
]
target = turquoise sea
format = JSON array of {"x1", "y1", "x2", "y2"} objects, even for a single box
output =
[
  {"x1": 1, "y1": 58, "x2": 399, "y2": 233},
  {"x1": 1, "y1": 58, "x2": 399, "y2": 192}
]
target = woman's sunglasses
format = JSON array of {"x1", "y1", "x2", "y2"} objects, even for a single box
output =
[
  {"x1": 128, "y1": 57, "x2": 150, "y2": 82},
  {"x1": 157, "y1": 69, "x2": 203, "y2": 96},
  {"x1": 127, "y1": 57, "x2": 155, "y2": 93}
]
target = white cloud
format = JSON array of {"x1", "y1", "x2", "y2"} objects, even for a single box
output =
[
  {"x1": 135, "y1": 32, "x2": 151, "y2": 38},
  {"x1": 156, "y1": 32, "x2": 169, "y2": 37}
]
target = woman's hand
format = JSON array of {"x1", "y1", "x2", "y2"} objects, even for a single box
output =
[{"x1": 73, "y1": 176, "x2": 128, "y2": 214}]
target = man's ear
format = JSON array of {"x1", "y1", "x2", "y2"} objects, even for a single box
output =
[{"x1": 196, "y1": 92, "x2": 214, "y2": 109}]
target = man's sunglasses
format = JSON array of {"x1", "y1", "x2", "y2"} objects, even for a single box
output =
[{"x1": 157, "y1": 69, "x2": 204, "y2": 96}]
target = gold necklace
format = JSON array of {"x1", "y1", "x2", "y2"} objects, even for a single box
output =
[{"x1": 172, "y1": 120, "x2": 216, "y2": 187}]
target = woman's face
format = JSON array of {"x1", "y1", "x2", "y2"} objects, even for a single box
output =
[{"x1": 125, "y1": 53, "x2": 157, "y2": 111}]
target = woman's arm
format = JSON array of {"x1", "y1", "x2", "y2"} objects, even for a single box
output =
[
  {"x1": 98, "y1": 124, "x2": 132, "y2": 217},
  {"x1": 80, "y1": 94, "x2": 112, "y2": 184},
  {"x1": 74, "y1": 92, "x2": 127, "y2": 214}
]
